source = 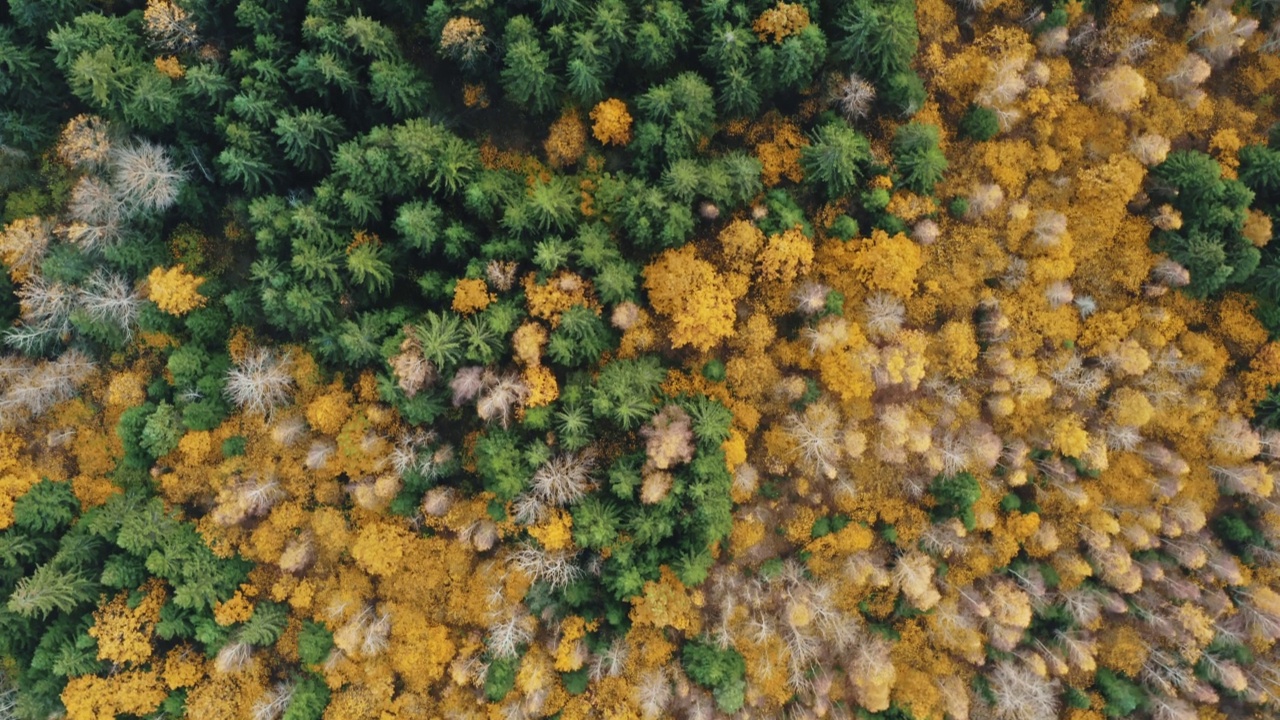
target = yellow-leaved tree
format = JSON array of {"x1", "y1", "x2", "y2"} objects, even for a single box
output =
[
  {"x1": 643, "y1": 245, "x2": 737, "y2": 352},
  {"x1": 147, "y1": 264, "x2": 207, "y2": 316}
]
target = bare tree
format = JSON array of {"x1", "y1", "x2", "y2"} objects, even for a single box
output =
[
  {"x1": 65, "y1": 176, "x2": 124, "y2": 249},
  {"x1": 831, "y1": 73, "x2": 876, "y2": 121},
  {"x1": 530, "y1": 451, "x2": 595, "y2": 507},
  {"x1": 986, "y1": 660, "x2": 1060, "y2": 720},
  {"x1": 225, "y1": 348, "x2": 295, "y2": 415},
  {"x1": 110, "y1": 140, "x2": 186, "y2": 215},
  {"x1": 78, "y1": 270, "x2": 142, "y2": 339},
  {"x1": 3, "y1": 276, "x2": 77, "y2": 354},
  {"x1": 508, "y1": 543, "x2": 582, "y2": 590},
  {"x1": 252, "y1": 682, "x2": 295, "y2": 720}
]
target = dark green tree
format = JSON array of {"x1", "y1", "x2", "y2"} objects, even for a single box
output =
[
  {"x1": 959, "y1": 104, "x2": 1000, "y2": 141},
  {"x1": 681, "y1": 640, "x2": 746, "y2": 714},
  {"x1": 800, "y1": 120, "x2": 873, "y2": 199}
]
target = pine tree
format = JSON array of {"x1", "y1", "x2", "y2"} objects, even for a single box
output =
[
  {"x1": 832, "y1": 0, "x2": 918, "y2": 82},
  {"x1": 369, "y1": 60, "x2": 429, "y2": 119},
  {"x1": 6, "y1": 564, "x2": 96, "y2": 619},
  {"x1": 800, "y1": 120, "x2": 872, "y2": 199},
  {"x1": 572, "y1": 497, "x2": 620, "y2": 549},
  {"x1": 892, "y1": 122, "x2": 948, "y2": 194},
  {"x1": 274, "y1": 109, "x2": 345, "y2": 173},
  {"x1": 591, "y1": 357, "x2": 665, "y2": 429},
  {"x1": 501, "y1": 32, "x2": 558, "y2": 114},
  {"x1": 681, "y1": 640, "x2": 746, "y2": 714},
  {"x1": 1240, "y1": 144, "x2": 1280, "y2": 205}
]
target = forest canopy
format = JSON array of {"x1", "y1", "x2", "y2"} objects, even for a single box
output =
[{"x1": 5, "y1": 0, "x2": 1280, "y2": 719}]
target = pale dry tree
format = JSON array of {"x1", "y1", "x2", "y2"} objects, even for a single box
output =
[
  {"x1": 1037, "y1": 26, "x2": 1069, "y2": 55},
  {"x1": 460, "y1": 518, "x2": 499, "y2": 551},
  {"x1": 211, "y1": 476, "x2": 285, "y2": 526},
  {"x1": 1163, "y1": 53, "x2": 1212, "y2": 95},
  {"x1": 1209, "y1": 415, "x2": 1262, "y2": 461},
  {"x1": 733, "y1": 462, "x2": 760, "y2": 498},
  {"x1": 252, "y1": 682, "x2": 295, "y2": 720},
  {"x1": 4, "y1": 275, "x2": 77, "y2": 353},
  {"x1": 62, "y1": 210, "x2": 124, "y2": 250},
  {"x1": 1148, "y1": 696, "x2": 1199, "y2": 720},
  {"x1": 67, "y1": 175, "x2": 120, "y2": 229},
  {"x1": 1044, "y1": 280, "x2": 1074, "y2": 308},
  {"x1": 304, "y1": 440, "x2": 335, "y2": 471},
  {"x1": 331, "y1": 605, "x2": 391, "y2": 659},
  {"x1": 215, "y1": 641, "x2": 253, "y2": 673},
  {"x1": 78, "y1": 270, "x2": 142, "y2": 340},
  {"x1": 912, "y1": 218, "x2": 940, "y2": 245},
  {"x1": 485, "y1": 259, "x2": 518, "y2": 291},
  {"x1": 610, "y1": 301, "x2": 642, "y2": 330},
  {"x1": 641, "y1": 405, "x2": 695, "y2": 471},
  {"x1": 486, "y1": 609, "x2": 535, "y2": 661},
  {"x1": 449, "y1": 366, "x2": 487, "y2": 406},
  {"x1": 511, "y1": 491, "x2": 547, "y2": 525},
  {"x1": 985, "y1": 660, "x2": 1060, "y2": 720},
  {"x1": 476, "y1": 371, "x2": 530, "y2": 427},
  {"x1": 893, "y1": 551, "x2": 941, "y2": 611},
  {"x1": 992, "y1": 105, "x2": 1023, "y2": 132},
  {"x1": 1189, "y1": 0, "x2": 1256, "y2": 66},
  {"x1": 1131, "y1": 133, "x2": 1171, "y2": 167},
  {"x1": 589, "y1": 638, "x2": 629, "y2": 681},
  {"x1": 278, "y1": 533, "x2": 315, "y2": 575},
  {"x1": 1265, "y1": 19, "x2": 1280, "y2": 54},
  {"x1": 508, "y1": 543, "x2": 582, "y2": 590},
  {"x1": 998, "y1": 253, "x2": 1029, "y2": 284},
  {"x1": 1074, "y1": 294, "x2": 1098, "y2": 318},
  {"x1": 1104, "y1": 423, "x2": 1143, "y2": 451},
  {"x1": 225, "y1": 348, "x2": 295, "y2": 416},
  {"x1": 269, "y1": 415, "x2": 307, "y2": 447},
  {"x1": 421, "y1": 487, "x2": 455, "y2": 517},
  {"x1": 530, "y1": 451, "x2": 596, "y2": 507},
  {"x1": 862, "y1": 292, "x2": 905, "y2": 339},
  {"x1": 388, "y1": 336, "x2": 435, "y2": 398},
  {"x1": 785, "y1": 400, "x2": 843, "y2": 480},
  {"x1": 0, "y1": 350, "x2": 95, "y2": 425},
  {"x1": 1089, "y1": 64, "x2": 1148, "y2": 113},
  {"x1": 1032, "y1": 210, "x2": 1068, "y2": 248},
  {"x1": 831, "y1": 73, "x2": 876, "y2": 120},
  {"x1": 977, "y1": 55, "x2": 1029, "y2": 107},
  {"x1": 1024, "y1": 60, "x2": 1050, "y2": 87},
  {"x1": 634, "y1": 669, "x2": 673, "y2": 720},
  {"x1": 968, "y1": 182, "x2": 1006, "y2": 217},
  {"x1": 360, "y1": 608, "x2": 392, "y2": 657},
  {"x1": 109, "y1": 140, "x2": 186, "y2": 215},
  {"x1": 793, "y1": 281, "x2": 830, "y2": 316},
  {"x1": 0, "y1": 671, "x2": 15, "y2": 719},
  {"x1": 801, "y1": 315, "x2": 849, "y2": 355}
]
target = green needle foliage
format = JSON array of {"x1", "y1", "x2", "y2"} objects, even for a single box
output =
[
  {"x1": 1149, "y1": 150, "x2": 1258, "y2": 297},
  {"x1": 682, "y1": 640, "x2": 747, "y2": 714},
  {"x1": 891, "y1": 122, "x2": 948, "y2": 195},
  {"x1": 801, "y1": 120, "x2": 873, "y2": 199},
  {"x1": 929, "y1": 472, "x2": 982, "y2": 531}
]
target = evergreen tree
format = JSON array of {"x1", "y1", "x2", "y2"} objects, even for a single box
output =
[
  {"x1": 501, "y1": 24, "x2": 559, "y2": 114},
  {"x1": 959, "y1": 104, "x2": 1000, "y2": 141},
  {"x1": 800, "y1": 120, "x2": 873, "y2": 199},
  {"x1": 892, "y1": 122, "x2": 948, "y2": 194}
]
